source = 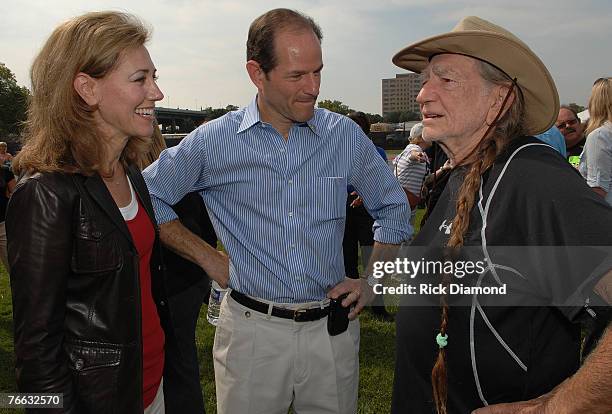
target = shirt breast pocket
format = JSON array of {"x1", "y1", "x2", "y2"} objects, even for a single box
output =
[
  {"x1": 313, "y1": 176, "x2": 347, "y2": 221},
  {"x1": 72, "y1": 218, "x2": 123, "y2": 275}
]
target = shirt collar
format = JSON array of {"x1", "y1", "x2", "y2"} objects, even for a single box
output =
[
  {"x1": 237, "y1": 95, "x2": 322, "y2": 137},
  {"x1": 237, "y1": 96, "x2": 261, "y2": 134}
]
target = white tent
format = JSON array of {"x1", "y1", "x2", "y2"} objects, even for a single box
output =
[{"x1": 578, "y1": 109, "x2": 590, "y2": 123}]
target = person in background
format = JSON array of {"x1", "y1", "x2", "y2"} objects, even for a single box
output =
[
  {"x1": 343, "y1": 111, "x2": 393, "y2": 320},
  {"x1": 420, "y1": 136, "x2": 450, "y2": 227},
  {"x1": 394, "y1": 122, "x2": 431, "y2": 224},
  {"x1": 535, "y1": 125, "x2": 567, "y2": 157},
  {"x1": 0, "y1": 163, "x2": 15, "y2": 271},
  {"x1": 579, "y1": 77, "x2": 612, "y2": 205},
  {"x1": 6, "y1": 11, "x2": 170, "y2": 413},
  {"x1": 0, "y1": 142, "x2": 13, "y2": 165},
  {"x1": 390, "y1": 15, "x2": 611, "y2": 414},
  {"x1": 557, "y1": 105, "x2": 586, "y2": 165},
  {"x1": 576, "y1": 78, "x2": 612, "y2": 363},
  {"x1": 139, "y1": 124, "x2": 217, "y2": 413},
  {"x1": 425, "y1": 140, "x2": 449, "y2": 172}
]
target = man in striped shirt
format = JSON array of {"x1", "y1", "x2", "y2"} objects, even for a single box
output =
[
  {"x1": 393, "y1": 122, "x2": 430, "y2": 224},
  {"x1": 144, "y1": 8, "x2": 411, "y2": 414}
]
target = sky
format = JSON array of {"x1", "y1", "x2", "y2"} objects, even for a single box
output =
[{"x1": 1, "y1": 0, "x2": 610, "y2": 115}]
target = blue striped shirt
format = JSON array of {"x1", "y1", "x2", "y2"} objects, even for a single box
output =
[{"x1": 143, "y1": 97, "x2": 412, "y2": 302}]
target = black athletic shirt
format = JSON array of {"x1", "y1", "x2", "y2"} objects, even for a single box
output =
[{"x1": 392, "y1": 136, "x2": 612, "y2": 413}]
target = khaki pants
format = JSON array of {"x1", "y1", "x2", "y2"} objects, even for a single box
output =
[{"x1": 213, "y1": 292, "x2": 360, "y2": 414}]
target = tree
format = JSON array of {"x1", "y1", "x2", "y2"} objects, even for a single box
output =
[
  {"x1": 201, "y1": 104, "x2": 238, "y2": 121},
  {"x1": 384, "y1": 111, "x2": 401, "y2": 123},
  {"x1": 317, "y1": 99, "x2": 352, "y2": 115},
  {"x1": 398, "y1": 111, "x2": 420, "y2": 122},
  {"x1": 0, "y1": 63, "x2": 30, "y2": 136},
  {"x1": 184, "y1": 117, "x2": 196, "y2": 133},
  {"x1": 315, "y1": 100, "x2": 383, "y2": 123},
  {"x1": 366, "y1": 113, "x2": 383, "y2": 124},
  {"x1": 567, "y1": 102, "x2": 585, "y2": 114},
  {"x1": 0, "y1": 64, "x2": 29, "y2": 135}
]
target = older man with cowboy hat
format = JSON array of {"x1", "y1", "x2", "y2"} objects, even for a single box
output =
[{"x1": 383, "y1": 16, "x2": 612, "y2": 414}]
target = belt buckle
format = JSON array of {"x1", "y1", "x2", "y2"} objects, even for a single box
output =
[{"x1": 293, "y1": 308, "x2": 308, "y2": 322}]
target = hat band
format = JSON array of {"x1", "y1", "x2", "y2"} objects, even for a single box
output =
[
  {"x1": 428, "y1": 52, "x2": 521, "y2": 94},
  {"x1": 427, "y1": 52, "x2": 525, "y2": 118}
]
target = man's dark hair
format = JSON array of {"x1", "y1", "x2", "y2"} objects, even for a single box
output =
[
  {"x1": 247, "y1": 8, "x2": 322, "y2": 74},
  {"x1": 559, "y1": 104, "x2": 580, "y2": 121}
]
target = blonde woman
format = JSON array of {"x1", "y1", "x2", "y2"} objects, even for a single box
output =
[
  {"x1": 7, "y1": 12, "x2": 169, "y2": 413},
  {"x1": 579, "y1": 77, "x2": 612, "y2": 205},
  {"x1": 0, "y1": 142, "x2": 13, "y2": 164}
]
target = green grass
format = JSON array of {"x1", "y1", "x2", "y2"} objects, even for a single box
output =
[
  {"x1": 0, "y1": 202, "x2": 426, "y2": 413},
  {"x1": 0, "y1": 264, "x2": 400, "y2": 414},
  {"x1": 0, "y1": 267, "x2": 21, "y2": 414}
]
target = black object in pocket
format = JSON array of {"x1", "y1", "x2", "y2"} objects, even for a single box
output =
[{"x1": 327, "y1": 293, "x2": 350, "y2": 336}]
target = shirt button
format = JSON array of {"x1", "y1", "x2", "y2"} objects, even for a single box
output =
[
  {"x1": 280, "y1": 148, "x2": 286, "y2": 153},
  {"x1": 160, "y1": 300, "x2": 166, "y2": 306},
  {"x1": 288, "y1": 179, "x2": 293, "y2": 185},
  {"x1": 288, "y1": 212, "x2": 293, "y2": 217}
]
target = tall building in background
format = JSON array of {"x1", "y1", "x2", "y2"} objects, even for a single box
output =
[{"x1": 381, "y1": 73, "x2": 422, "y2": 116}]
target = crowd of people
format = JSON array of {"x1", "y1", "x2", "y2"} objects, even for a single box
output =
[{"x1": 2, "y1": 7, "x2": 611, "y2": 414}]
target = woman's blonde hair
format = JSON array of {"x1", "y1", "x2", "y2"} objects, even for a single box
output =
[
  {"x1": 138, "y1": 124, "x2": 167, "y2": 171},
  {"x1": 13, "y1": 11, "x2": 151, "y2": 176},
  {"x1": 586, "y1": 77, "x2": 612, "y2": 136}
]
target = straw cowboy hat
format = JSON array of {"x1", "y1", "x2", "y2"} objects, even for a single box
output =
[{"x1": 392, "y1": 16, "x2": 559, "y2": 135}]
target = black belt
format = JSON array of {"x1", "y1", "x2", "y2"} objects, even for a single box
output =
[{"x1": 230, "y1": 290, "x2": 330, "y2": 322}]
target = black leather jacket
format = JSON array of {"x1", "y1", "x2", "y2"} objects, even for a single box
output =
[{"x1": 6, "y1": 165, "x2": 172, "y2": 413}]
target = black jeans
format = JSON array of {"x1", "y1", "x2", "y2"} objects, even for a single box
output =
[
  {"x1": 343, "y1": 196, "x2": 390, "y2": 314},
  {"x1": 163, "y1": 279, "x2": 209, "y2": 413},
  {"x1": 343, "y1": 197, "x2": 375, "y2": 278}
]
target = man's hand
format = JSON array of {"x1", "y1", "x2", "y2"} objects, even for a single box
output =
[
  {"x1": 206, "y1": 249, "x2": 230, "y2": 288},
  {"x1": 349, "y1": 191, "x2": 363, "y2": 208},
  {"x1": 591, "y1": 186, "x2": 608, "y2": 199},
  {"x1": 160, "y1": 219, "x2": 230, "y2": 287},
  {"x1": 327, "y1": 278, "x2": 374, "y2": 320},
  {"x1": 408, "y1": 150, "x2": 428, "y2": 163},
  {"x1": 475, "y1": 319, "x2": 612, "y2": 414},
  {"x1": 472, "y1": 396, "x2": 555, "y2": 414},
  {"x1": 327, "y1": 242, "x2": 403, "y2": 319},
  {"x1": 471, "y1": 383, "x2": 565, "y2": 414}
]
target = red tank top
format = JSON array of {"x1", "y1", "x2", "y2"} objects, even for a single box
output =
[{"x1": 125, "y1": 197, "x2": 165, "y2": 408}]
